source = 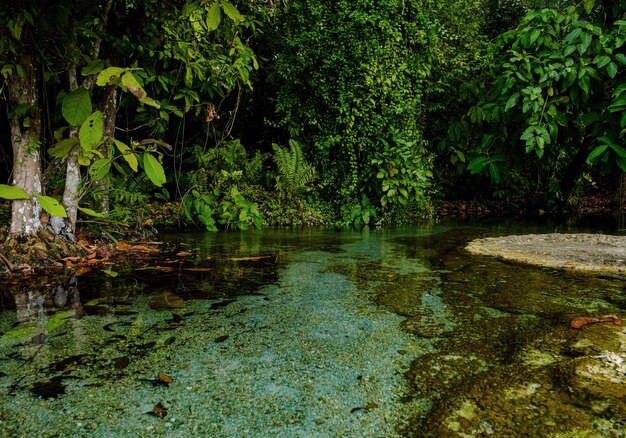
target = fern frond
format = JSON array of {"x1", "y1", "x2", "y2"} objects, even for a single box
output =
[{"x1": 272, "y1": 140, "x2": 316, "y2": 195}]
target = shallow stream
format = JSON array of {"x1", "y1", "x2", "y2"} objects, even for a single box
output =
[{"x1": 1, "y1": 223, "x2": 625, "y2": 436}]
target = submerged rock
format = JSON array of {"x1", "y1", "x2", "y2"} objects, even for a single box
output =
[
  {"x1": 466, "y1": 233, "x2": 626, "y2": 275},
  {"x1": 148, "y1": 291, "x2": 185, "y2": 309}
]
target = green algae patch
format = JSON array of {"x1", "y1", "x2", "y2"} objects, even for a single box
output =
[{"x1": 0, "y1": 310, "x2": 74, "y2": 347}]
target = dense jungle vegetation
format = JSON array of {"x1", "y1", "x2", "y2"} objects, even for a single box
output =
[{"x1": 0, "y1": 0, "x2": 624, "y2": 241}]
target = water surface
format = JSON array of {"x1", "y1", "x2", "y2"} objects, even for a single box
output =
[{"x1": 0, "y1": 224, "x2": 624, "y2": 436}]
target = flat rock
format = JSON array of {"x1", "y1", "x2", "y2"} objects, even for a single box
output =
[{"x1": 466, "y1": 233, "x2": 626, "y2": 275}]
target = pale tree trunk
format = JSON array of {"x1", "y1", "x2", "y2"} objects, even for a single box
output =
[
  {"x1": 8, "y1": 55, "x2": 43, "y2": 238},
  {"x1": 50, "y1": 0, "x2": 115, "y2": 238},
  {"x1": 50, "y1": 64, "x2": 80, "y2": 238}
]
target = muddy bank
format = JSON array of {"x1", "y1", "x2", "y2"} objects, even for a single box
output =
[{"x1": 466, "y1": 233, "x2": 626, "y2": 275}]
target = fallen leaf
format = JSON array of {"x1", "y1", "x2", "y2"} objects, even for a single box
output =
[
  {"x1": 148, "y1": 402, "x2": 168, "y2": 418},
  {"x1": 176, "y1": 251, "x2": 191, "y2": 257},
  {"x1": 75, "y1": 267, "x2": 91, "y2": 276},
  {"x1": 117, "y1": 241, "x2": 133, "y2": 251},
  {"x1": 157, "y1": 373, "x2": 174, "y2": 384}
]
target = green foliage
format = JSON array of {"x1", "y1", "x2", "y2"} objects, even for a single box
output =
[
  {"x1": 272, "y1": 140, "x2": 316, "y2": 196},
  {"x1": 183, "y1": 186, "x2": 262, "y2": 231},
  {"x1": 182, "y1": 138, "x2": 266, "y2": 231},
  {"x1": 183, "y1": 189, "x2": 218, "y2": 231},
  {"x1": 268, "y1": 0, "x2": 434, "y2": 214},
  {"x1": 445, "y1": 1, "x2": 626, "y2": 206},
  {"x1": 370, "y1": 132, "x2": 432, "y2": 208},
  {"x1": 340, "y1": 195, "x2": 377, "y2": 228}
]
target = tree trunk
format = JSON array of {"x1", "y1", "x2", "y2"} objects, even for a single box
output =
[
  {"x1": 50, "y1": 63, "x2": 80, "y2": 239},
  {"x1": 51, "y1": 0, "x2": 114, "y2": 238},
  {"x1": 7, "y1": 55, "x2": 43, "y2": 238},
  {"x1": 98, "y1": 85, "x2": 118, "y2": 214}
]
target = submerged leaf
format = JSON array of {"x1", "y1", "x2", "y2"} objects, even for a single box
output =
[
  {"x1": 148, "y1": 402, "x2": 168, "y2": 418},
  {"x1": 157, "y1": 373, "x2": 174, "y2": 385}
]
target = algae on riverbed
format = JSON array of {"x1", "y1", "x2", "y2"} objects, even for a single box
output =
[{"x1": 1, "y1": 226, "x2": 625, "y2": 436}]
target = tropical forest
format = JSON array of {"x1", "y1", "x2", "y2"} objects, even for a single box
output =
[{"x1": 0, "y1": 0, "x2": 625, "y2": 436}]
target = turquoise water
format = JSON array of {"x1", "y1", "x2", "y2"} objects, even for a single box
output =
[{"x1": 0, "y1": 224, "x2": 624, "y2": 436}]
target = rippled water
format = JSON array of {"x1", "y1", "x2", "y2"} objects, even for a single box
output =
[{"x1": 0, "y1": 223, "x2": 624, "y2": 436}]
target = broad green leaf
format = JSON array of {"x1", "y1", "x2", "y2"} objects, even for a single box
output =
[
  {"x1": 488, "y1": 162, "x2": 501, "y2": 183},
  {"x1": 81, "y1": 59, "x2": 105, "y2": 76},
  {"x1": 593, "y1": 55, "x2": 611, "y2": 68},
  {"x1": 609, "y1": 143, "x2": 626, "y2": 158},
  {"x1": 121, "y1": 71, "x2": 142, "y2": 89},
  {"x1": 579, "y1": 32, "x2": 592, "y2": 55},
  {"x1": 79, "y1": 111, "x2": 104, "y2": 150},
  {"x1": 564, "y1": 28, "x2": 582, "y2": 45},
  {"x1": 581, "y1": 112, "x2": 601, "y2": 126},
  {"x1": 220, "y1": 0, "x2": 244, "y2": 24},
  {"x1": 113, "y1": 139, "x2": 138, "y2": 171},
  {"x1": 607, "y1": 62, "x2": 618, "y2": 79},
  {"x1": 0, "y1": 184, "x2": 30, "y2": 200},
  {"x1": 34, "y1": 195, "x2": 67, "y2": 218},
  {"x1": 587, "y1": 145, "x2": 608, "y2": 161},
  {"x1": 583, "y1": 0, "x2": 594, "y2": 14},
  {"x1": 578, "y1": 75, "x2": 590, "y2": 96},
  {"x1": 467, "y1": 157, "x2": 489, "y2": 174},
  {"x1": 96, "y1": 67, "x2": 124, "y2": 86},
  {"x1": 206, "y1": 1, "x2": 221, "y2": 31},
  {"x1": 139, "y1": 96, "x2": 161, "y2": 109},
  {"x1": 78, "y1": 152, "x2": 91, "y2": 166},
  {"x1": 530, "y1": 29, "x2": 541, "y2": 44},
  {"x1": 143, "y1": 153, "x2": 166, "y2": 187},
  {"x1": 608, "y1": 94, "x2": 626, "y2": 112},
  {"x1": 89, "y1": 158, "x2": 111, "y2": 180},
  {"x1": 77, "y1": 206, "x2": 106, "y2": 218},
  {"x1": 62, "y1": 88, "x2": 92, "y2": 126},
  {"x1": 185, "y1": 66, "x2": 193, "y2": 87},
  {"x1": 48, "y1": 138, "x2": 78, "y2": 159},
  {"x1": 616, "y1": 53, "x2": 626, "y2": 65},
  {"x1": 504, "y1": 92, "x2": 520, "y2": 112},
  {"x1": 103, "y1": 270, "x2": 118, "y2": 277}
]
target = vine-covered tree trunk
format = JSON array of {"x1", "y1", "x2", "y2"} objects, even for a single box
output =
[
  {"x1": 98, "y1": 85, "x2": 118, "y2": 214},
  {"x1": 7, "y1": 54, "x2": 43, "y2": 238}
]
